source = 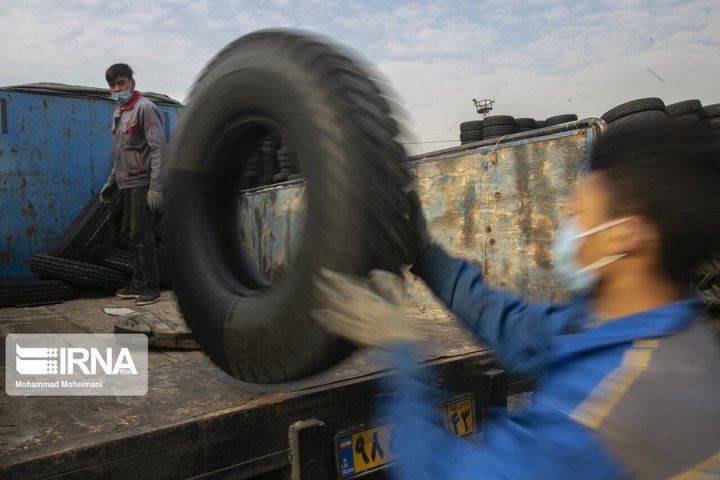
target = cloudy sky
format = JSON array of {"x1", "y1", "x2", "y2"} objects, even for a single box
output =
[{"x1": 1, "y1": 0, "x2": 718, "y2": 153}]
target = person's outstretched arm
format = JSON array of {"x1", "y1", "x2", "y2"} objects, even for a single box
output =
[{"x1": 411, "y1": 244, "x2": 581, "y2": 376}]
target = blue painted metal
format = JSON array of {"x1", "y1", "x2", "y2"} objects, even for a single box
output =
[
  {"x1": 238, "y1": 119, "x2": 606, "y2": 305},
  {"x1": 0, "y1": 88, "x2": 180, "y2": 276}
]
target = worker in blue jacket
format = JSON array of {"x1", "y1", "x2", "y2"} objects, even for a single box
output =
[{"x1": 313, "y1": 118, "x2": 720, "y2": 479}]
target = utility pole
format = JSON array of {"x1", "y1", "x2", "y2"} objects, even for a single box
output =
[{"x1": 472, "y1": 98, "x2": 495, "y2": 119}]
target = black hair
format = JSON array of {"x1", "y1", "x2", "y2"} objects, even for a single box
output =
[
  {"x1": 591, "y1": 117, "x2": 720, "y2": 282},
  {"x1": 105, "y1": 63, "x2": 134, "y2": 84}
]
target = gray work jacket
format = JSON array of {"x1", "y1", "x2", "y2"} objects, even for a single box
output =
[{"x1": 109, "y1": 92, "x2": 167, "y2": 191}]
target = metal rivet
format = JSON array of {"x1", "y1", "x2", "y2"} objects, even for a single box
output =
[
  {"x1": 495, "y1": 192, "x2": 501, "y2": 199},
  {"x1": 485, "y1": 226, "x2": 492, "y2": 233},
  {"x1": 489, "y1": 238, "x2": 496, "y2": 245}
]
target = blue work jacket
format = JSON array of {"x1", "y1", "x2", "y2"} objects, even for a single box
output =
[{"x1": 381, "y1": 244, "x2": 719, "y2": 479}]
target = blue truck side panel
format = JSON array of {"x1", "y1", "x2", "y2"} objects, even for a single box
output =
[{"x1": 0, "y1": 90, "x2": 179, "y2": 276}]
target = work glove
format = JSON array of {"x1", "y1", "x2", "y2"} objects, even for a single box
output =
[
  {"x1": 147, "y1": 189, "x2": 163, "y2": 213},
  {"x1": 311, "y1": 268, "x2": 426, "y2": 349},
  {"x1": 99, "y1": 181, "x2": 117, "y2": 204},
  {"x1": 399, "y1": 190, "x2": 431, "y2": 265}
]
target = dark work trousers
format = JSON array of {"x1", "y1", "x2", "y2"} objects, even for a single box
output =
[{"x1": 121, "y1": 185, "x2": 159, "y2": 290}]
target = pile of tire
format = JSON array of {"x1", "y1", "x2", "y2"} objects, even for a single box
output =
[
  {"x1": 10, "y1": 191, "x2": 172, "y2": 308},
  {"x1": 544, "y1": 114, "x2": 578, "y2": 126},
  {"x1": 459, "y1": 120, "x2": 483, "y2": 145},
  {"x1": 459, "y1": 113, "x2": 579, "y2": 145},
  {"x1": 2, "y1": 191, "x2": 122, "y2": 307},
  {"x1": 483, "y1": 115, "x2": 516, "y2": 140},
  {"x1": 666, "y1": 99, "x2": 703, "y2": 125},
  {"x1": 601, "y1": 98, "x2": 667, "y2": 128},
  {"x1": 701, "y1": 103, "x2": 720, "y2": 140},
  {"x1": 236, "y1": 134, "x2": 307, "y2": 190},
  {"x1": 600, "y1": 97, "x2": 720, "y2": 139},
  {"x1": 514, "y1": 118, "x2": 537, "y2": 133},
  {"x1": 0, "y1": 277, "x2": 81, "y2": 308}
]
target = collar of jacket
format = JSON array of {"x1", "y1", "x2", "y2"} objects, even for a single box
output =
[
  {"x1": 552, "y1": 298, "x2": 701, "y2": 361},
  {"x1": 117, "y1": 91, "x2": 142, "y2": 111}
]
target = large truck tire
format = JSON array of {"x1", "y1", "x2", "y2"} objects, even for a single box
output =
[
  {"x1": 0, "y1": 276, "x2": 80, "y2": 308},
  {"x1": 165, "y1": 31, "x2": 412, "y2": 383},
  {"x1": 51, "y1": 190, "x2": 123, "y2": 259},
  {"x1": 29, "y1": 254, "x2": 129, "y2": 291},
  {"x1": 601, "y1": 98, "x2": 665, "y2": 124}
]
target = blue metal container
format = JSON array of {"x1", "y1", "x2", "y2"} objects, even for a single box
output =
[{"x1": 0, "y1": 83, "x2": 180, "y2": 276}]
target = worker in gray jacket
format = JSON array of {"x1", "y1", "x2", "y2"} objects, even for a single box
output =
[{"x1": 100, "y1": 63, "x2": 166, "y2": 305}]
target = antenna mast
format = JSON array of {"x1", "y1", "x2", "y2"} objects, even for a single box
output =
[{"x1": 472, "y1": 98, "x2": 495, "y2": 119}]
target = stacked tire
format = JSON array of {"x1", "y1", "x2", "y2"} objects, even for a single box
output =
[
  {"x1": 458, "y1": 113, "x2": 580, "y2": 147},
  {"x1": 514, "y1": 118, "x2": 537, "y2": 133},
  {"x1": 18, "y1": 185, "x2": 175, "y2": 306},
  {"x1": 0, "y1": 276, "x2": 81, "y2": 308},
  {"x1": 29, "y1": 255, "x2": 129, "y2": 292},
  {"x1": 275, "y1": 135, "x2": 305, "y2": 182},
  {"x1": 483, "y1": 115, "x2": 515, "y2": 140},
  {"x1": 701, "y1": 103, "x2": 720, "y2": 141},
  {"x1": 13, "y1": 190, "x2": 126, "y2": 307},
  {"x1": 51, "y1": 191, "x2": 123, "y2": 259},
  {"x1": 601, "y1": 98, "x2": 666, "y2": 129},
  {"x1": 666, "y1": 99, "x2": 703, "y2": 125},
  {"x1": 459, "y1": 120, "x2": 483, "y2": 145},
  {"x1": 544, "y1": 114, "x2": 578, "y2": 127}
]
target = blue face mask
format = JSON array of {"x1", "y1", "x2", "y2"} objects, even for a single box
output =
[
  {"x1": 552, "y1": 216, "x2": 628, "y2": 295},
  {"x1": 112, "y1": 89, "x2": 133, "y2": 104}
]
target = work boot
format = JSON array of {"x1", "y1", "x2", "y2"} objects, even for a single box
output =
[
  {"x1": 116, "y1": 283, "x2": 143, "y2": 299},
  {"x1": 135, "y1": 289, "x2": 161, "y2": 306}
]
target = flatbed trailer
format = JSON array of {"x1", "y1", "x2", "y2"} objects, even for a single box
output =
[
  {"x1": 1, "y1": 119, "x2": 600, "y2": 479},
  {"x1": 0, "y1": 293, "x2": 507, "y2": 479}
]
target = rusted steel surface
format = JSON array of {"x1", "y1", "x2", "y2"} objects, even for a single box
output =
[
  {"x1": 406, "y1": 126, "x2": 595, "y2": 305},
  {"x1": 238, "y1": 181, "x2": 307, "y2": 283},
  {"x1": 238, "y1": 121, "x2": 601, "y2": 304},
  {"x1": 0, "y1": 88, "x2": 179, "y2": 276}
]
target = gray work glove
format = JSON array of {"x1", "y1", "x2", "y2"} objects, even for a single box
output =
[
  {"x1": 147, "y1": 189, "x2": 163, "y2": 213},
  {"x1": 400, "y1": 190, "x2": 432, "y2": 265},
  {"x1": 99, "y1": 181, "x2": 117, "y2": 204},
  {"x1": 311, "y1": 268, "x2": 426, "y2": 349}
]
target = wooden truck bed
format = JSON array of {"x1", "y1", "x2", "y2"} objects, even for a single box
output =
[{"x1": 0, "y1": 293, "x2": 502, "y2": 479}]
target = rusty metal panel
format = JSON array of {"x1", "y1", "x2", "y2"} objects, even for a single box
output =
[
  {"x1": 0, "y1": 89, "x2": 180, "y2": 276},
  {"x1": 239, "y1": 182, "x2": 307, "y2": 283},
  {"x1": 238, "y1": 122, "x2": 600, "y2": 304},
  {"x1": 407, "y1": 127, "x2": 594, "y2": 304}
]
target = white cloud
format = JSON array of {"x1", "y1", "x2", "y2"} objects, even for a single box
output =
[{"x1": 0, "y1": 0, "x2": 719, "y2": 155}]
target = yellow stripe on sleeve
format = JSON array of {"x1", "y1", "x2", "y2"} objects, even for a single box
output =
[
  {"x1": 570, "y1": 340, "x2": 659, "y2": 430},
  {"x1": 669, "y1": 451, "x2": 720, "y2": 480}
]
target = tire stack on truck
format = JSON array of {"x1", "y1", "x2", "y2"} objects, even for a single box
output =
[
  {"x1": 459, "y1": 120, "x2": 483, "y2": 145},
  {"x1": 1, "y1": 191, "x2": 171, "y2": 307},
  {"x1": 458, "y1": 114, "x2": 578, "y2": 145},
  {"x1": 600, "y1": 97, "x2": 720, "y2": 136},
  {"x1": 601, "y1": 98, "x2": 667, "y2": 127}
]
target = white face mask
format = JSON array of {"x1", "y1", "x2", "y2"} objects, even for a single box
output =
[{"x1": 552, "y1": 216, "x2": 628, "y2": 294}]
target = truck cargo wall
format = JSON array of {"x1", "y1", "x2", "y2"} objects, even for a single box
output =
[
  {"x1": 238, "y1": 120, "x2": 602, "y2": 306},
  {"x1": 0, "y1": 87, "x2": 180, "y2": 276}
]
